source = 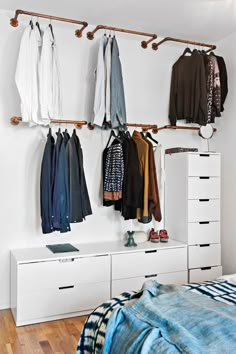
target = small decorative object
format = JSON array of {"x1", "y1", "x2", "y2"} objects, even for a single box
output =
[
  {"x1": 125, "y1": 231, "x2": 137, "y2": 247},
  {"x1": 133, "y1": 231, "x2": 148, "y2": 244},
  {"x1": 159, "y1": 229, "x2": 169, "y2": 243},
  {"x1": 148, "y1": 228, "x2": 160, "y2": 243}
]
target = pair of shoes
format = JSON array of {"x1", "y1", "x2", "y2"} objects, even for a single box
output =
[
  {"x1": 148, "y1": 228, "x2": 160, "y2": 243},
  {"x1": 159, "y1": 229, "x2": 169, "y2": 242}
]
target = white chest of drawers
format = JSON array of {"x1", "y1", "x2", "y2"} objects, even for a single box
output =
[
  {"x1": 11, "y1": 240, "x2": 187, "y2": 326},
  {"x1": 165, "y1": 152, "x2": 222, "y2": 283}
]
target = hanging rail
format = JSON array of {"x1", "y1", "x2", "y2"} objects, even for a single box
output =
[
  {"x1": 10, "y1": 117, "x2": 87, "y2": 129},
  {"x1": 87, "y1": 25, "x2": 157, "y2": 49},
  {"x1": 157, "y1": 125, "x2": 217, "y2": 132},
  {"x1": 87, "y1": 122, "x2": 158, "y2": 133},
  {"x1": 10, "y1": 9, "x2": 88, "y2": 38},
  {"x1": 152, "y1": 36, "x2": 216, "y2": 52}
]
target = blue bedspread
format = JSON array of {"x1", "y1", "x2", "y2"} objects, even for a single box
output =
[{"x1": 102, "y1": 281, "x2": 236, "y2": 354}]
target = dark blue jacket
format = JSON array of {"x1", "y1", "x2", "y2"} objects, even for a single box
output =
[{"x1": 40, "y1": 129, "x2": 55, "y2": 234}]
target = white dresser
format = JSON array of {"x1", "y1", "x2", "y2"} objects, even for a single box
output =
[
  {"x1": 165, "y1": 152, "x2": 222, "y2": 283},
  {"x1": 11, "y1": 240, "x2": 187, "y2": 326}
]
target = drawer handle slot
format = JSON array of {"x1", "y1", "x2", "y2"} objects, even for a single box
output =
[
  {"x1": 145, "y1": 274, "x2": 157, "y2": 278},
  {"x1": 199, "y1": 244, "x2": 210, "y2": 247},
  {"x1": 199, "y1": 154, "x2": 210, "y2": 157},
  {"x1": 199, "y1": 221, "x2": 210, "y2": 224},
  {"x1": 199, "y1": 177, "x2": 210, "y2": 179},
  {"x1": 199, "y1": 199, "x2": 209, "y2": 202},
  {"x1": 201, "y1": 267, "x2": 212, "y2": 271},
  {"x1": 145, "y1": 250, "x2": 157, "y2": 254},
  {"x1": 59, "y1": 285, "x2": 74, "y2": 290}
]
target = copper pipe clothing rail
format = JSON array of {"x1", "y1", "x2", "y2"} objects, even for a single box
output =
[
  {"x1": 10, "y1": 9, "x2": 88, "y2": 38},
  {"x1": 87, "y1": 122, "x2": 158, "y2": 133},
  {"x1": 157, "y1": 125, "x2": 217, "y2": 132},
  {"x1": 87, "y1": 25, "x2": 157, "y2": 49},
  {"x1": 10, "y1": 116, "x2": 88, "y2": 129},
  {"x1": 152, "y1": 36, "x2": 216, "y2": 52}
]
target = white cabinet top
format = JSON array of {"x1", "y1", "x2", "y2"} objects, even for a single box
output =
[{"x1": 11, "y1": 239, "x2": 187, "y2": 264}]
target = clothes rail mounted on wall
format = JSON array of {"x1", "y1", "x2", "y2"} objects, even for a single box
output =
[
  {"x1": 87, "y1": 25, "x2": 157, "y2": 49},
  {"x1": 157, "y1": 125, "x2": 217, "y2": 132},
  {"x1": 10, "y1": 9, "x2": 88, "y2": 38},
  {"x1": 87, "y1": 122, "x2": 159, "y2": 133},
  {"x1": 10, "y1": 117, "x2": 87, "y2": 129},
  {"x1": 152, "y1": 36, "x2": 216, "y2": 52}
]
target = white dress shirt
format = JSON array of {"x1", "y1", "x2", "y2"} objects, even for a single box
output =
[
  {"x1": 105, "y1": 36, "x2": 112, "y2": 122},
  {"x1": 93, "y1": 35, "x2": 107, "y2": 127},
  {"x1": 39, "y1": 26, "x2": 61, "y2": 122}
]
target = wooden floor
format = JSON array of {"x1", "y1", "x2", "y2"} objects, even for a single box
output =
[{"x1": 0, "y1": 310, "x2": 87, "y2": 354}]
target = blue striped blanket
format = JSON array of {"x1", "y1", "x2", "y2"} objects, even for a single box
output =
[{"x1": 77, "y1": 280, "x2": 236, "y2": 354}]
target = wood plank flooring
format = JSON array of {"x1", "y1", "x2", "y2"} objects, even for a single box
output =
[{"x1": 0, "y1": 310, "x2": 87, "y2": 354}]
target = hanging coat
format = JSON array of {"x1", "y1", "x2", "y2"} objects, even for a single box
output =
[
  {"x1": 110, "y1": 37, "x2": 126, "y2": 128},
  {"x1": 67, "y1": 130, "x2": 92, "y2": 223},
  {"x1": 52, "y1": 130, "x2": 63, "y2": 230},
  {"x1": 39, "y1": 25, "x2": 61, "y2": 122},
  {"x1": 40, "y1": 129, "x2": 55, "y2": 234},
  {"x1": 15, "y1": 24, "x2": 42, "y2": 125},
  {"x1": 93, "y1": 35, "x2": 107, "y2": 127}
]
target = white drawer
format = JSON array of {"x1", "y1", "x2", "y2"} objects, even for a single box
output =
[
  {"x1": 112, "y1": 247, "x2": 187, "y2": 280},
  {"x1": 188, "y1": 154, "x2": 220, "y2": 177},
  {"x1": 17, "y1": 281, "x2": 110, "y2": 323},
  {"x1": 188, "y1": 244, "x2": 221, "y2": 269},
  {"x1": 188, "y1": 222, "x2": 220, "y2": 245},
  {"x1": 111, "y1": 271, "x2": 188, "y2": 297},
  {"x1": 188, "y1": 199, "x2": 220, "y2": 222},
  {"x1": 188, "y1": 177, "x2": 220, "y2": 199},
  {"x1": 18, "y1": 255, "x2": 110, "y2": 292},
  {"x1": 189, "y1": 266, "x2": 222, "y2": 283}
]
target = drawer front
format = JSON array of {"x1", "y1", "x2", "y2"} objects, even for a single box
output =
[
  {"x1": 188, "y1": 154, "x2": 220, "y2": 177},
  {"x1": 188, "y1": 177, "x2": 220, "y2": 199},
  {"x1": 112, "y1": 248, "x2": 187, "y2": 280},
  {"x1": 17, "y1": 281, "x2": 110, "y2": 323},
  {"x1": 189, "y1": 266, "x2": 222, "y2": 283},
  {"x1": 18, "y1": 255, "x2": 110, "y2": 292},
  {"x1": 188, "y1": 244, "x2": 221, "y2": 269},
  {"x1": 188, "y1": 222, "x2": 220, "y2": 245},
  {"x1": 111, "y1": 271, "x2": 188, "y2": 298},
  {"x1": 188, "y1": 199, "x2": 220, "y2": 222}
]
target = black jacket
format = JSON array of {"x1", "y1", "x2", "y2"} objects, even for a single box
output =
[
  {"x1": 67, "y1": 130, "x2": 92, "y2": 223},
  {"x1": 40, "y1": 129, "x2": 55, "y2": 234}
]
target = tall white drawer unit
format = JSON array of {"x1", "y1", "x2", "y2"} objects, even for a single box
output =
[
  {"x1": 11, "y1": 240, "x2": 187, "y2": 326},
  {"x1": 165, "y1": 152, "x2": 222, "y2": 283}
]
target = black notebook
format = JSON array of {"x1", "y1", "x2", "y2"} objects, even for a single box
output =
[{"x1": 46, "y1": 243, "x2": 79, "y2": 254}]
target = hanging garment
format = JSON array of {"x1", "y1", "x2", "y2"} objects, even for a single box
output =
[
  {"x1": 132, "y1": 131, "x2": 149, "y2": 221},
  {"x1": 93, "y1": 35, "x2": 107, "y2": 127},
  {"x1": 52, "y1": 130, "x2": 63, "y2": 230},
  {"x1": 121, "y1": 137, "x2": 143, "y2": 220},
  {"x1": 103, "y1": 141, "x2": 124, "y2": 201},
  {"x1": 169, "y1": 50, "x2": 207, "y2": 126},
  {"x1": 110, "y1": 37, "x2": 127, "y2": 128},
  {"x1": 39, "y1": 25, "x2": 61, "y2": 122},
  {"x1": 216, "y1": 55, "x2": 228, "y2": 112},
  {"x1": 67, "y1": 130, "x2": 92, "y2": 222},
  {"x1": 154, "y1": 144, "x2": 162, "y2": 202},
  {"x1": 15, "y1": 24, "x2": 42, "y2": 125},
  {"x1": 206, "y1": 55, "x2": 214, "y2": 123},
  {"x1": 40, "y1": 129, "x2": 55, "y2": 234},
  {"x1": 211, "y1": 55, "x2": 221, "y2": 121},
  {"x1": 145, "y1": 140, "x2": 162, "y2": 222},
  {"x1": 105, "y1": 36, "x2": 112, "y2": 123},
  {"x1": 55, "y1": 133, "x2": 71, "y2": 233}
]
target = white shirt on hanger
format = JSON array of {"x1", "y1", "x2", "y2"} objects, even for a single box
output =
[
  {"x1": 39, "y1": 25, "x2": 61, "y2": 123},
  {"x1": 93, "y1": 35, "x2": 107, "y2": 127},
  {"x1": 15, "y1": 25, "x2": 32, "y2": 123},
  {"x1": 105, "y1": 36, "x2": 112, "y2": 122}
]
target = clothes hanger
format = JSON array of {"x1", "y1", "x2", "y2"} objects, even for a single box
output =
[
  {"x1": 182, "y1": 46, "x2": 192, "y2": 56},
  {"x1": 36, "y1": 17, "x2": 41, "y2": 35},
  {"x1": 29, "y1": 17, "x2": 34, "y2": 30},
  {"x1": 146, "y1": 131, "x2": 158, "y2": 145},
  {"x1": 49, "y1": 19, "x2": 55, "y2": 39}
]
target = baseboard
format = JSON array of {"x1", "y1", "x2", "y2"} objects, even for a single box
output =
[{"x1": 0, "y1": 303, "x2": 10, "y2": 310}]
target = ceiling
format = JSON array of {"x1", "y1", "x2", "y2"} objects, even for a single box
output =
[{"x1": 1, "y1": 0, "x2": 236, "y2": 42}]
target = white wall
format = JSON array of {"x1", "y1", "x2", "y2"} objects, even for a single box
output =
[
  {"x1": 0, "y1": 10, "x2": 208, "y2": 309},
  {"x1": 211, "y1": 32, "x2": 236, "y2": 276}
]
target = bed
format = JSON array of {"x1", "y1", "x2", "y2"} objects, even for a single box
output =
[{"x1": 77, "y1": 276, "x2": 236, "y2": 354}]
